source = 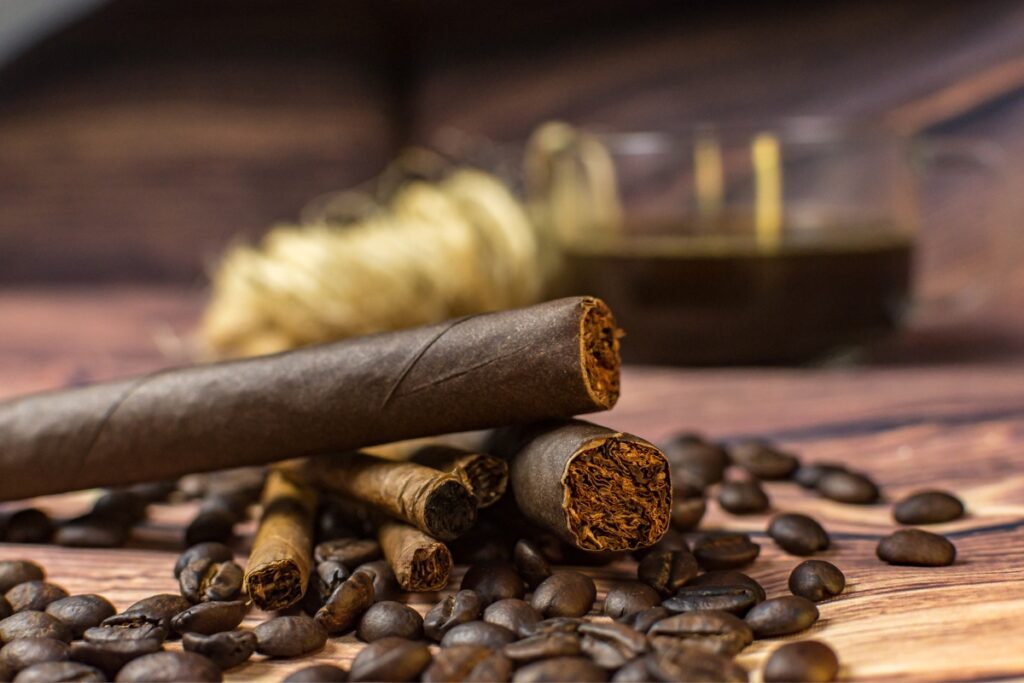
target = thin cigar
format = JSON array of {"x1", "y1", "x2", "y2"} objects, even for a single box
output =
[
  {"x1": 487, "y1": 419, "x2": 672, "y2": 552},
  {"x1": 0, "y1": 296, "x2": 620, "y2": 501},
  {"x1": 410, "y1": 445, "x2": 509, "y2": 508},
  {"x1": 243, "y1": 468, "x2": 317, "y2": 611},
  {"x1": 298, "y1": 452, "x2": 477, "y2": 541},
  {"x1": 378, "y1": 521, "x2": 453, "y2": 592}
]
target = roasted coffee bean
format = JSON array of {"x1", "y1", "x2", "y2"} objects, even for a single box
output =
[
  {"x1": 513, "y1": 540, "x2": 552, "y2": 589},
  {"x1": 84, "y1": 623, "x2": 167, "y2": 644},
  {"x1": 115, "y1": 651, "x2": 222, "y2": 682},
  {"x1": 894, "y1": 491, "x2": 965, "y2": 525},
  {"x1": 171, "y1": 600, "x2": 248, "y2": 635},
  {"x1": 744, "y1": 596, "x2": 819, "y2": 637},
  {"x1": 483, "y1": 599, "x2": 540, "y2": 637},
  {"x1": 283, "y1": 664, "x2": 349, "y2": 682},
  {"x1": 0, "y1": 611, "x2": 73, "y2": 643},
  {"x1": 788, "y1": 560, "x2": 845, "y2": 602},
  {"x1": 511, "y1": 656, "x2": 608, "y2": 683},
  {"x1": 182, "y1": 630, "x2": 257, "y2": 671},
  {"x1": 663, "y1": 585, "x2": 760, "y2": 617},
  {"x1": 423, "y1": 644, "x2": 513, "y2": 683},
  {"x1": 728, "y1": 440, "x2": 799, "y2": 480},
  {"x1": 647, "y1": 610, "x2": 752, "y2": 656},
  {"x1": 603, "y1": 581, "x2": 660, "y2": 619},
  {"x1": 877, "y1": 529, "x2": 956, "y2": 566},
  {"x1": 609, "y1": 657, "x2": 649, "y2": 682},
  {"x1": 634, "y1": 530, "x2": 690, "y2": 561},
  {"x1": 126, "y1": 481, "x2": 176, "y2": 505},
  {"x1": 254, "y1": 615, "x2": 326, "y2": 658},
  {"x1": 460, "y1": 563, "x2": 525, "y2": 604},
  {"x1": 637, "y1": 551, "x2": 698, "y2": 597},
  {"x1": 185, "y1": 503, "x2": 237, "y2": 546},
  {"x1": 763, "y1": 640, "x2": 839, "y2": 682},
  {"x1": 441, "y1": 621, "x2": 516, "y2": 650},
  {"x1": 531, "y1": 572, "x2": 596, "y2": 618},
  {"x1": 357, "y1": 601, "x2": 423, "y2": 642},
  {"x1": 179, "y1": 559, "x2": 244, "y2": 603},
  {"x1": 793, "y1": 463, "x2": 847, "y2": 490},
  {"x1": 3, "y1": 510, "x2": 54, "y2": 545},
  {"x1": 45, "y1": 595, "x2": 116, "y2": 639},
  {"x1": 670, "y1": 496, "x2": 706, "y2": 532},
  {"x1": 92, "y1": 490, "x2": 148, "y2": 525},
  {"x1": 70, "y1": 638, "x2": 163, "y2": 679},
  {"x1": 314, "y1": 538, "x2": 382, "y2": 568},
  {"x1": 351, "y1": 560, "x2": 400, "y2": 602},
  {"x1": 5, "y1": 582, "x2": 69, "y2": 613},
  {"x1": 425, "y1": 590, "x2": 484, "y2": 641},
  {"x1": 662, "y1": 434, "x2": 730, "y2": 489},
  {"x1": 315, "y1": 561, "x2": 350, "y2": 594},
  {"x1": 0, "y1": 596, "x2": 11, "y2": 619},
  {"x1": 619, "y1": 607, "x2": 670, "y2": 634},
  {"x1": 0, "y1": 562, "x2": 45, "y2": 594},
  {"x1": 717, "y1": 481, "x2": 770, "y2": 515},
  {"x1": 685, "y1": 571, "x2": 767, "y2": 602},
  {"x1": 504, "y1": 632, "x2": 581, "y2": 662},
  {"x1": 579, "y1": 621, "x2": 648, "y2": 669},
  {"x1": 315, "y1": 572, "x2": 375, "y2": 635},
  {"x1": 817, "y1": 470, "x2": 879, "y2": 504},
  {"x1": 644, "y1": 643, "x2": 748, "y2": 682},
  {"x1": 348, "y1": 637, "x2": 432, "y2": 682},
  {"x1": 174, "y1": 543, "x2": 234, "y2": 579},
  {"x1": 104, "y1": 594, "x2": 190, "y2": 632},
  {"x1": 13, "y1": 661, "x2": 105, "y2": 682},
  {"x1": 693, "y1": 534, "x2": 760, "y2": 570},
  {"x1": 54, "y1": 514, "x2": 130, "y2": 548},
  {"x1": 524, "y1": 617, "x2": 584, "y2": 638},
  {"x1": 768, "y1": 513, "x2": 830, "y2": 556},
  {"x1": 0, "y1": 637, "x2": 69, "y2": 672}
]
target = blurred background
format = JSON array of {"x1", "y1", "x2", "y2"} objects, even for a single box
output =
[{"x1": 2, "y1": 0, "x2": 1024, "y2": 381}]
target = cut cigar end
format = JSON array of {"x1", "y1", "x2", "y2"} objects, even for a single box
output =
[
  {"x1": 463, "y1": 455, "x2": 510, "y2": 508},
  {"x1": 404, "y1": 543, "x2": 454, "y2": 592},
  {"x1": 244, "y1": 560, "x2": 305, "y2": 611},
  {"x1": 423, "y1": 480, "x2": 478, "y2": 541},
  {"x1": 579, "y1": 298, "x2": 621, "y2": 410},
  {"x1": 562, "y1": 437, "x2": 671, "y2": 551}
]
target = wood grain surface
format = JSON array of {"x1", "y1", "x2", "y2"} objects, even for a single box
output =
[{"x1": 1, "y1": 287, "x2": 1023, "y2": 682}]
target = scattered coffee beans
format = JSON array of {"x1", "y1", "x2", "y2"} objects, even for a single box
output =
[
  {"x1": 441, "y1": 621, "x2": 517, "y2": 650},
  {"x1": 693, "y1": 533, "x2": 760, "y2": 570},
  {"x1": 619, "y1": 607, "x2": 670, "y2": 633},
  {"x1": 0, "y1": 561, "x2": 45, "y2": 594},
  {"x1": 13, "y1": 660, "x2": 105, "y2": 682},
  {"x1": 179, "y1": 558, "x2": 244, "y2": 603},
  {"x1": 513, "y1": 540, "x2": 552, "y2": 589},
  {"x1": 744, "y1": 596, "x2": 819, "y2": 637},
  {"x1": 314, "y1": 538, "x2": 382, "y2": 568},
  {"x1": 351, "y1": 560, "x2": 400, "y2": 602},
  {"x1": 54, "y1": 514, "x2": 131, "y2": 548},
  {"x1": 602, "y1": 581, "x2": 660, "y2": 618},
  {"x1": 45, "y1": 595, "x2": 116, "y2": 638},
  {"x1": 664, "y1": 584, "x2": 760, "y2": 617},
  {"x1": 717, "y1": 481, "x2": 771, "y2": 514},
  {"x1": 893, "y1": 490, "x2": 965, "y2": 525},
  {"x1": 174, "y1": 543, "x2": 235, "y2": 578},
  {"x1": 637, "y1": 550, "x2": 698, "y2": 597},
  {"x1": 425, "y1": 590, "x2": 484, "y2": 641},
  {"x1": 424, "y1": 644, "x2": 513, "y2": 683},
  {"x1": 104, "y1": 594, "x2": 190, "y2": 632},
  {"x1": 877, "y1": 529, "x2": 956, "y2": 566},
  {"x1": 3, "y1": 510, "x2": 54, "y2": 545},
  {"x1": 283, "y1": 664, "x2": 349, "y2": 682},
  {"x1": 254, "y1": 616, "x2": 327, "y2": 658},
  {"x1": 530, "y1": 572, "x2": 596, "y2": 618},
  {"x1": 789, "y1": 560, "x2": 846, "y2": 602},
  {"x1": 483, "y1": 599, "x2": 540, "y2": 638},
  {"x1": 768, "y1": 513, "x2": 830, "y2": 555},
  {"x1": 662, "y1": 434, "x2": 730, "y2": 489},
  {"x1": 182, "y1": 630, "x2": 257, "y2": 670},
  {"x1": 170, "y1": 600, "x2": 248, "y2": 635},
  {"x1": 578, "y1": 621, "x2": 648, "y2": 669},
  {"x1": 644, "y1": 642, "x2": 748, "y2": 683},
  {"x1": 357, "y1": 601, "x2": 424, "y2": 642},
  {"x1": 315, "y1": 571, "x2": 375, "y2": 635},
  {"x1": 0, "y1": 637, "x2": 70, "y2": 672},
  {"x1": 0, "y1": 611, "x2": 73, "y2": 643},
  {"x1": 70, "y1": 638, "x2": 164, "y2": 679},
  {"x1": 511, "y1": 656, "x2": 608, "y2": 683},
  {"x1": 817, "y1": 470, "x2": 879, "y2": 504},
  {"x1": 461, "y1": 563, "x2": 526, "y2": 604},
  {"x1": 763, "y1": 640, "x2": 839, "y2": 682},
  {"x1": 84, "y1": 623, "x2": 167, "y2": 644},
  {"x1": 670, "y1": 496, "x2": 707, "y2": 532},
  {"x1": 5, "y1": 582, "x2": 68, "y2": 613},
  {"x1": 647, "y1": 610, "x2": 753, "y2": 656},
  {"x1": 793, "y1": 463, "x2": 847, "y2": 490},
  {"x1": 685, "y1": 570, "x2": 766, "y2": 602},
  {"x1": 347, "y1": 637, "x2": 432, "y2": 683},
  {"x1": 728, "y1": 440, "x2": 799, "y2": 480},
  {"x1": 504, "y1": 632, "x2": 582, "y2": 662},
  {"x1": 114, "y1": 651, "x2": 222, "y2": 682}
]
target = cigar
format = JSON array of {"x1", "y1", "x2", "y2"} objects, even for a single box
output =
[
  {"x1": 0, "y1": 296, "x2": 620, "y2": 501},
  {"x1": 243, "y1": 468, "x2": 317, "y2": 611},
  {"x1": 296, "y1": 452, "x2": 477, "y2": 541},
  {"x1": 378, "y1": 521, "x2": 453, "y2": 592},
  {"x1": 486, "y1": 420, "x2": 672, "y2": 552},
  {"x1": 410, "y1": 445, "x2": 509, "y2": 508}
]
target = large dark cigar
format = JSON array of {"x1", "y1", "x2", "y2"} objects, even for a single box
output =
[
  {"x1": 0, "y1": 297, "x2": 620, "y2": 501},
  {"x1": 486, "y1": 420, "x2": 672, "y2": 552},
  {"x1": 410, "y1": 445, "x2": 509, "y2": 508}
]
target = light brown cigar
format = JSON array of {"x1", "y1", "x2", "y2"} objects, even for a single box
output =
[{"x1": 410, "y1": 445, "x2": 509, "y2": 508}]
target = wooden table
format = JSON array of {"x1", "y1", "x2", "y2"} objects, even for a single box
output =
[{"x1": 1, "y1": 287, "x2": 1023, "y2": 682}]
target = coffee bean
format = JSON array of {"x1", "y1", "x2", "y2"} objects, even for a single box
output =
[
  {"x1": 284, "y1": 664, "x2": 349, "y2": 682},
  {"x1": 182, "y1": 630, "x2": 257, "y2": 671},
  {"x1": 483, "y1": 599, "x2": 540, "y2": 637},
  {"x1": 637, "y1": 551, "x2": 698, "y2": 597},
  {"x1": 185, "y1": 504, "x2": 236, "y2": 546},
  {"x1": 744, "y1": 596, "x2": 819, "y2": 637},
  {"x1": 511, "y1": 656, "x2": 608, "y2": 682},
  {"x1": 103, "y1": 594, "x2": 190, "y2": 633},
  {"x1": 522, "y1": 618, "x2": 585, "y2": 640},
  {"x1": 578, "y1": 621, "x2": 648, "y2": 669},
  {"x1": 685, "y1": 571, "x2": 767, "y2": 602},
  {"x1": 425, "y1": 590, "x2": 484, "y2": 641},
  {"x1": 894, "y1": 491, "x2": 965, "y2": 525},
  {"x1": 817, "y1": 470, "x2": 879, "y2": 504},
  {"x1": 174, "y1": 543, "x2": 234, "y2": 579},
  {"x1": 170, "y1": 600, "x2": 248, "y2": 635},
  {"x1": 788, "y1": 560, "x2": 845, "y2": 602},
  {"x1": 92, "y1": 490, "x2": 147, "y2": 525},
  {"x1": 670, "y1": 496, "x2": 706, "y2": 532},
  {"x1": 877, "y1": 529, "x2": 956, "y2": 566},
  {"x1": 0, "y1": 597, "x2": 10, "y2": 619},
  {"x1": 643, "y1": 642, "x2": 748, "y2": 682},
  {"x1": 793, "y1": 463, "x2": 847, "y2": 490},
  {"x1": 693, "y1": 534, "x2": 760, "y2": 570},
  {"x1": 635, "y1": 530, "x2": 690, "y2": 559},
  {"x1": 441, "y1": 621, "x2": 516, "y2": 650},
  {"x1": 254, "y1": 616, "x2": 326, "y2": 658},
  {"x1": 460, "y1": 563, "x2": 526, "y2": 604},
  {"x1": 348, "y1": 637, "x2": 432, "y2": 682},
  {"x1": 3, "y1": 510, "x2": 54, "y2": 545},
  {"x1": 69, "y1": 638, "x2": 164, "y2": 679},
  {"x1": 728, "y1": 440, "x2": 799, "y2": 480},
  {"x1": 717, "y1": 481, "x2": 770, "y2": 515},
  {"x1": 603, "y1": 581, "x2": 660, "y2": 619},
  {"x1": 315, "y1": 561, "x2": 351, "y2": 596},
  {"x1": 5, "y1": 582, "x2": 69, "y2": 613},
  {"x1": 619, "y1": 607, "x2": 670, "y2": 634},
  {"x1": 0, "y1": 562, "x2": 45, "y2": 595},
  {"x1": 13, "y1": 661, "x2": 105, "y2": 682},
  {"x1": 114, "y1": 651, "x2": 222, "y2": 682},
  {"x1": 0, "y1": 612, "x2": 73, "y2": 643},
  {"x1": 531, "y1": 572, "x2": 596, "y2": 618},
  {"x1": 768, "y1": 513, "x2": 830, "y2": 555},
  {"x1": 315, "y1": 571, "x2": 375, "y2": 635},
  {"x1": 178, "y1": 559, "x2": 244, "y2": 603},
  {"x1": 84, "y1": 624, "x2": 167, "y2": 644},
  {"x1": 647, "y1": 610, "x2": 752, "y2": 656},
  {"x1": 54, "y1": 514, "x2": 131, "y2": 548},
  {"x1": 662, "y1": 435, "x2": 729, "y2": 490},
  {"x1": 423, "y1": 644, "x2": 513, "y2": 682},
  {"x1": 126, "y1": 481, "x2": 176, "y2": 505},
  {"x1": 352, "y1": 560, "x2": 400, "y2": 602},
  {"x1": 0, "y1": 637, "x2": 69, "y2": 672},
  {"x1": 503, "y1": 633, "x2": 582, "y2": 662},
  {"x1": 45, "y1": 595, "x2": 116, "y2": 638},
  {"x1": 513, "y1": 540, "x2": 552, "y2": 589},
  {"x1": 663, "y1": 584, "x2": 760, "y2": 617},
  {"x1": 764, "y1": 640, "x2": 839, "y2": 682},
  {"x1": 609, "y1": 658, "x2": 648, "y2": 682},
  {"x1": 357, "y1": 601, "x2": 423, "y2": 642},
  {"x1": 314, "y1": 538, "x2": 382, "y2": 568}
]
